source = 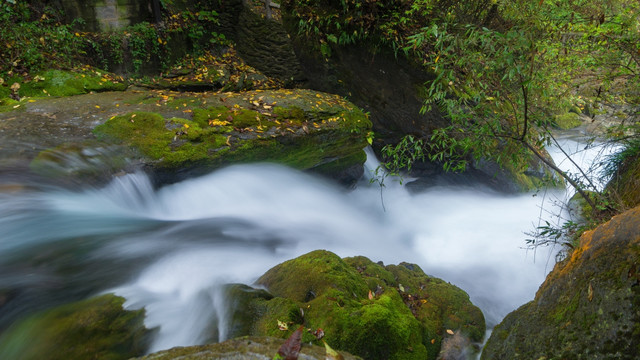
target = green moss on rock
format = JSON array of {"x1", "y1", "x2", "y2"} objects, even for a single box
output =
[
  {"x1": 2, "y1": 69, "x2": 127, "y2": 100},
  {"x1": 132, "y1": 336, "x2": 362, "y2": 360},
  {"x1": 554, "y1": 112, "x2": 583, "y2": 130},
  {"x1": 92, "y1": 89, "x2": 372, "y2": 184},
  {"x1": 235, "y1": 250, "x2": 485, "y2": 360},
  {"x1": 0, "y1": 294, "x2": 150, "y2": 360}
]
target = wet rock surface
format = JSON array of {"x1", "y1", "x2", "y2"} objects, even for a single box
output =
[{"x1": 482, "y1": 205, "x2": 640, "y2": 359}]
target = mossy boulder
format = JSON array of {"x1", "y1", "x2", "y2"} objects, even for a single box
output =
[
  {"x1": 0, "y1": 293, "x2": 150, "y2": 360},
  {"x1": 227, "y1": 250, "x2": 485, "y2": 360},
  {"x1": 92, "y1": 89, "x2": 372, "y2": 185},
  {"x1": 133, "y1": 336, "x2": 362, "y2": 360},
  {"x1": 481, "y1": 205, "x2": 640, "y2": 359},
  {"x1": 554, "y1": 112, "x2": 583, "y2": 130}
]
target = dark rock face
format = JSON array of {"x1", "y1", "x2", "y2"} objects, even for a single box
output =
[
  {"x1": 482, "y1": 205, "x2": 640, "y2": 359},
  {"x1": 236, "y1": 8, "x2": 303, "y2": 82},
  {"x1": 289, "y1": 41, "x2": 447, "y2": 143}
]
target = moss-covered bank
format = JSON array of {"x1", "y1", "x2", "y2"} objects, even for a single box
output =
[
  {"x1": 481, "y1": 205, "x2": 640, "y2": 359},
  {"x1": 133, "y1": 336, "x2": 362, "y2": 360},
  {"x1": 225, "y1": 250, "x2": 485, "y2": 360},
  {"x1": 0, "y1": 68, "x2": 127, "y2": 105},
  {"x1": 92, "y1": 89, "x2": 372, "y2": 184},
  {"x1": 0, "y1": 294, "x2": 150, "y2": 360}
]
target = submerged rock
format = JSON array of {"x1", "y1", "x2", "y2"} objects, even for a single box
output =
[
  {"x1": 133, "y1": 336, "x2": 362, "y2": 360},
  {"x1": 0, "y1": 293, "x2": 151, "y2": 360},
  {"x1": 482, "y1": 205, "x2": 640, "y2": 359},
  {"x1": 226, "y1": 250, "x2": 485, "y2": 360}
]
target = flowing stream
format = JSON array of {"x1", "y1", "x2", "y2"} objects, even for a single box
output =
[{"x1": 0, "y1": 137, "x2": 617, "y2": 354}]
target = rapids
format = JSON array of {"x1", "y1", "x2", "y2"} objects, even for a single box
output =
[{"x1": 0, "y1": 136, "x2": 618, "y2": 354}]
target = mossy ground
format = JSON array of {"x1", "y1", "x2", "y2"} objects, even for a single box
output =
[
  {"x1": 239, "y1": 250, "x2": 485, "y2": 360},
  {"x1": 0, "y1": 68, "x2": 127, "y2": 103},
  {"x1": 132, "y1": 336, "x2": 362, "y2": 360},
  {"x1": 0, "y1": 294, "x2": 149, "y2": 360}
]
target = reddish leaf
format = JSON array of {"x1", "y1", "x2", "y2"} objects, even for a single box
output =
[
  {"x1": 275, "y1": 325, "x2": 304, "y2": 360},
  {"x1": 312, "y1": 328, "x2": 325, "y2": 340}
]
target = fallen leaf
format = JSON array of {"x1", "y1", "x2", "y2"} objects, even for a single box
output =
[
  {"x1": 277, "y1": 320, "x2": 289, "y2": 331},
  {"x1": 368, "y1": 290, "x2": 373, "y2": 300},
  {"x1": 275, "y1": 325, "x2": 303, "y2": 360},
  {"x1": 446, "y1": 329, "x2": 454, "y2": 335},
  {"x1": 310, "y1": 328, "x2": 325, "y2": 341},
  {"x1": 588, "y1": 282, "x2": 594, "y2": 302}
]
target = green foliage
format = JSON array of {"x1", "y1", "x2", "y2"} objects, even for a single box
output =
[
  {"x1": 602, "y1": 127, "x2": 640, "y2": 179},
  {"x1": 0, "y1": 2, "x2": 228, "y2": 78},
  {"x1": 283, "y1": 0, "x2": 499, "y2": 57},
  {"x1": 0, "y1": 2, "x2": 85, "y2": 76},
  {"x1": 380, "y1": 135, "x2": 425, "y2": 177}
]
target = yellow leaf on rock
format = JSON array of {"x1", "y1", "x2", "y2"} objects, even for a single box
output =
[
  {"x1": 446, "y1": 329, "x2": 454, "y2": 335},
  {"x1": 277, "y1": 320, "x2": 288, "y2": 331},
  {"x1": 323, "y1": 341, "x2": 344, "y2": 360}
]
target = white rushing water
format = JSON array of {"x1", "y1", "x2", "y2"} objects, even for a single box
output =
[
  {"x1": 107, "y1": 154, "x2": 558, "y2": 352},
  {"x1": 0, "y1": 138, "x2": 619, "y2": 354}
]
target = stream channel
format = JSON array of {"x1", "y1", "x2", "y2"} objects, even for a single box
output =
[{"x1": 0, "y1": 132, "x2": 616, "y2": 354}]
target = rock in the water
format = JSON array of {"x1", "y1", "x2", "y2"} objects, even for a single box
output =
[
  {"x1": 0, "y1": 293, "x2": 150, "y2": 360},
  {"x1": 482, "y1": 205, "x2": 640, "y2": 359},
  {"x1": 92, "y1": 89, "x2": 371, "y2": 185},
  {"x1": 1, "y1": 87, "x2": 371, "y2": 187},
  {"x1": 227, "y1": 250, "x2": 484, "y2": 360}
]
